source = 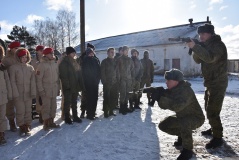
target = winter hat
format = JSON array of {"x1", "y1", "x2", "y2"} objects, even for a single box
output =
[
  {"x1": 66, "y1": 47, "x2": 76, "y2": 55},
  {"x1": 197, "y1": 24, "x2": 215, "y2": 34},
  {"x1": 144, "y1": 50, "x2": 149, "y2": 55},
  {"x1": 8, "y1": 41, "x2": 20, "y2": 49},
  {"x1": 164, "y1": 68, "x2": 184, "y2": 82},
  {"x1": 85, "y1": 47, "x2": 94, "y2": 55},
  {"x1": 87, "y1": 43, "x2": 95, "y2": 50},
  {"x1": 131, "y1": 48, "x2": 139, "y2": 55},
  {"x1": 122, "y1": 45, "x2": 129, "y2": 51},
  {"x1": 17, "y1": 49, "x2": 27, "y2": 57},
  {"x1": 36, "y1": 45, "x2": 44, "y2": 51},
  {"x1": 43, "y1": 47, "x2": 53, "y2": 55},
  {"x1": 118, "y1": 47, "x2": 123, "y2": 52}
]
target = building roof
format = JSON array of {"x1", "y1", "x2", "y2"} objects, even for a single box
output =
[{"x1": 75, "y1": 19, "x2": 210, "y2": 53}]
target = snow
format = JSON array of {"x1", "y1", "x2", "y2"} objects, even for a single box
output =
[{"x1": 1, "y1": 75, "x2": 239, "y2": 160}]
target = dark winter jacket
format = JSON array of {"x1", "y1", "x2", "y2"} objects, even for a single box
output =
[
  {"x1": 192, "y1": 34, "x2": 228, "y2": 87},
  {"x1": 159, "y1": 81, "x2": 205, "y2": 124},
  {"x1": 82, "y1": 56, "x2": 101, "y2": 88},
  {"x1": 59, "y1": 56, "x2": 83, "y2": 93}
]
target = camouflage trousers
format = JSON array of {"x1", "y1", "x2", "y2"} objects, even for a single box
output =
[
  {"x1": 159, "y1": 115, "x2": 204, "y2": 150},
  {"x1": 103, "y1": 83, "x2": 118, "y2": 113},
  {"x1": 204, "y1": 85, "x2": 227, "y2": 138},
  {"x1": 119, "y1": 79, "x2": 132, "y2": 104},
  {"x1": 129, "y1": 80, "x2": 141, "y2": 102}
]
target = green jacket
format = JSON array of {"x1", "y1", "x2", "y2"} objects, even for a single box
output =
[
  {"x1": 59, "y1": 56, "x2": 83, "y2": 93},
  {"x1": 192, "y1": 34, "x2": 228, "y2": 87},
  {"x1": 159, "y1": 81, "x2": 205, "y2": 122},
  {"x1": 100, "y1": 57, "x2": 117, "y2": 85}
]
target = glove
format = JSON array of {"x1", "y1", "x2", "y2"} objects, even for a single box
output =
[{"x1": 151, "y1": 87, "x2": 165, "y2": 101}]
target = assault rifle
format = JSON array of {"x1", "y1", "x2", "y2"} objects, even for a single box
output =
[
  {"x1": 141, "y1": 86, "x2": 165, "y2": 106},
  {"x1": 168, "y1": 37, "x2": 203, "y2": 55}
]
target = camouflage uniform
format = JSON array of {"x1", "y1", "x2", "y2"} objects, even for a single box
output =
[
  {"x1": 158, "y1": 80, "x2": 205, "y2": 150},
  {"x1": 116, "y1": 54, "x2": 134, "y2": 114},
  {"x1": 101, "y1": 57, "x2": 118, "y2": 116},
  {"x1": 140, "y1": 53, "x2": 154, "y2": 102},
  {"x1": 129, "y1": 54, "x2": 143, "y2": 109},
  {"x1": 192, "y1": 34, "x2": 228, "y2": 138}
]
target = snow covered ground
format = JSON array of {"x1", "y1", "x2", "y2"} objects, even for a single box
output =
[{"x1": 1, "y1": 75, "x2": 239, "y2": 160}]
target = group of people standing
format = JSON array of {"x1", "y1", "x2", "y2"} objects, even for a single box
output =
[{"x1": 0, "y1": 41, "x2": 155, "y2": 145}]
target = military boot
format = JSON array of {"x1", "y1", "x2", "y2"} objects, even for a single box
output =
[
  {"x1": 129, "y1": 100, "x2": 134, "y2": 112},
  {"x1": 19, "y1": 125, "x2": 26, "y2": 137},
  {"x1": 177, "y1": 148, "x2": 193, "y2": 160},
  {"x1": 206, "y1": 137, "x2": 223, "y2": 149},
  {"x1": 65, "y1": 113, "x2": 73, "y2": 125},
  {"x1": 9, "y1": 119, "x2": 17, "y2": 132},
  {"x1": 80, "y1": 110, "x2": 85, "y2": 118},
  {"x1": 73, "y1": 112, "x2": 83, "y2": 123},
  {"x1": 43, "y1": 119, "x2": 50, "y2": 131},
  {"x1": 48, "y1": 118, "x2": 60, "y2": 128},
  {"x1": 134, "y1": 98, "x2": 141, "y2": 110},
  {"x1": 0, "y1": 132, "x2": 7, "y2": 146},
  {"x1": 174, "y1": 136, "x2": 182, "y2": 147},
  {"x1": 25, "y1": 124, "x2": 31, "y2": 136}
]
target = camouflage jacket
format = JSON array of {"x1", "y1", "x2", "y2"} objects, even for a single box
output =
[
  {"x1": 116, "y1": 55, "x2": 134, "y2": 82},
  {"x1": 100, "y1": 57, "x2": 117, "y2": 85},
  {"x1": 159, "y1": 81, "x2": 205, "y2": 122},
  {"x1": 131, "y1": 57, "x2": 143, "y2": 81},
  {"x1": 140, "y1": 57, "x2": 154, "y2": 80},
  {"x1": 192, "y1": 34, "x2": 228, "y2": 87}
]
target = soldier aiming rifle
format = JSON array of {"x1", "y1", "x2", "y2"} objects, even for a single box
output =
[{"x1": 168, "y1": 37, "x2": 204, "y2": 55}]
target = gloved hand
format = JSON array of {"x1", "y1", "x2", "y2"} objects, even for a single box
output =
[{"x1": 151, "y1": 87, "x2": 165, "y2": 101}]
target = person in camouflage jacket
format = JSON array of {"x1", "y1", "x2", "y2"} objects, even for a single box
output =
[
  {"x1": 187, "y1": 24, "x2": 228, "y2": 149},
  {"x1": 156, "y1": 69, "x2": 205, "y2": 160},
  {"x1": 101, "y1": 47, "x2": 118, "y2": 118}
]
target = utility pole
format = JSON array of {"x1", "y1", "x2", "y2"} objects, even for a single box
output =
[{"x1": 80, "y1": 0, "x2": 85, "y2": 54}]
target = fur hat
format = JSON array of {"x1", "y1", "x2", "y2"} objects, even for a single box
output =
[
  {"x1": 164, "y1": 68, "x2": 184, "y2": 81},
  {"x1": 36, "y1": 45, "x2": 44, "y2": 51},
  {"x1": 43, "y1": 47, "x2": 53, "y2": 55},
  {"x1": 197, "y1": 24, "x2": 215, "y2": 34},
  {"x1": 66, "y1": 47, "x2": 76, "y2": 55},
  {"x1": 85, "y1": 47, "x2": 94, "y2": 55},
  {"x1": 8, "y1": 41, "x2": 20, "y2": 49}
]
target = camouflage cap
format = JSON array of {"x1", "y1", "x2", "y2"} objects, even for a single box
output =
[{"x1": 164, "y1": 68, "x2": 184, "y2": 81}]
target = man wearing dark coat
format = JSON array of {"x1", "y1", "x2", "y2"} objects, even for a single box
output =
[
  {"x1": 82, "y1": 48, "x2": 101, "y2": 120},
  {"x1": 59, "y1": 47, "x2": 83, "y2": 124}
]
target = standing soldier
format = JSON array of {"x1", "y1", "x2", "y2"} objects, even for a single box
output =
[
  {"x1": 116, "y1": 46, "x2": 134, "y2": 115},
  {"x1": 1, "y1": 41, "x2": 21, "y2": 132},
  {"x1": 129, "y1": 49, "x2": 143, "y2": 111},
  {"x1": 82, "y1": 48, "x2": 101, "y2": 120},
  {"x1": 36, "y1": 47, "x2": 60, "y2": 130},
  {"x1": 187, "y1": 24, "x2": 228, "y2": 149},
  {"x1": 9, "y1": 48, "x2": 36, "y2": 136},
  {"x1": 59, "y1": 47, "x2": 83, "y2": 124},
  {"x1": 140, "y1": 50, "x2": 154, "y2": 105},
  {"x1": 0, "y1": 45, "x2": 12, "y2": 145},
  {"x1": 31, "y1": 45, "x2": 44, "y2": 123},
  {"x1": 101, "y1": 47, "x2": 118, "y2": 118}
]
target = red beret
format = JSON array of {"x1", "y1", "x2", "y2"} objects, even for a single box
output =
[
  {"x1": 36, "y1": 45, "x2": 44, "y2": 51},
  {"x1": 8, "y1": 41, "x2": 21, "y2": 49},
  {"x1": 17, "y1": 49, "x2": 27, "y2": 57},
  {"x1": 43, "y1": 47, "x2": 53, "y2": 55}
]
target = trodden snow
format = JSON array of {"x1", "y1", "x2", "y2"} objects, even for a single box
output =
[{"x1": 0, "y1": 75, "x2": 238, "y2": 160}]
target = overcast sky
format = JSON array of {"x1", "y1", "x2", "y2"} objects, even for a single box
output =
[{"x1": 0, "y1": 0, "x2": 238, "y2": 59}]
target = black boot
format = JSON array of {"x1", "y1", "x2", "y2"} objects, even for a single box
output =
[
  {"x1": 206, "y1": 137, "x2": 223, "y2": 149},
  {"x1": 134, "y1": 98, "x2": 141, "y2": 110},
  {"x1": 174, "y1": 136, "x2": 182, "y2": 147},
  {"x1": 201, "y1": 128, "x2": 212, "y2": 136},
  {"x1": 104, "y1": 111, "x2": 109, "y2": 118},
  {"x1": 64, "y1": 113, "x2": 73, "y2": 125},
  {"x1": 177, "y1": 148, "x2": 193, "y2": 160},
  {"x1": 129, "y1": 100, "x2": 134, "y2": 112},
  {"x1": 148, "y1": 100, "x2": 155, "y2": 106},
  {"x1": 121, "y1": 103, "x2": 127, "y2": 115}
]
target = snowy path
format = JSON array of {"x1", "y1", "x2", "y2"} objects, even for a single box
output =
[{"x1": 0, "y1": 76, "x2": 239, "y2": 160}]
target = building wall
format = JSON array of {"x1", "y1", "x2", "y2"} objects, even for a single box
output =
[{"x1": 94, "y1": 44, "x2": 201, "y2": 76}]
